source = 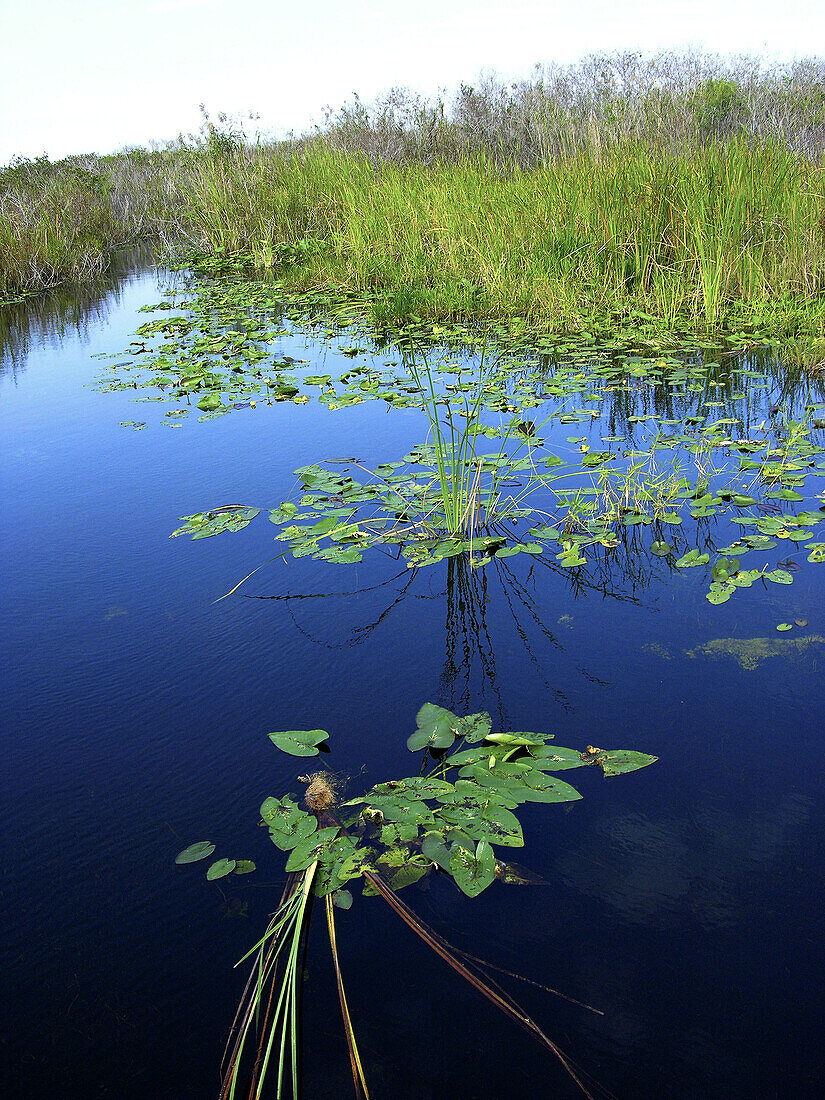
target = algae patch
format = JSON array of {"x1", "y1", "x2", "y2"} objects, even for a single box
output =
[{"x1": 685, "y1": 634, "x2": 825, "y2": 670}]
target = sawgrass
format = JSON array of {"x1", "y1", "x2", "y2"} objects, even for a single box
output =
[{"x1": 2, "y1": 53, "x2": 825, "y2": 361}]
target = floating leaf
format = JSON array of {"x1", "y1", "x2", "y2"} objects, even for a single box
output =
[
  {"x1": 764, "y1": 569, "x2": 794, "y2": 585},
  {"x1": 267, "y1": 729, "x2": 329, "y2": 756},
  {"x1": 583, "y1": 749, "x2": 659, "y2": 777},
  {"x1": 449, "y1": 840, "x2": 496, "y2": 897},
  {"x1": 527, "y1": 745, "x2": 587, "y2": 771},
  {"x1": 332, "y1": 889, "x2": 353, "y2": 910},
  {"x1": 777, "y1": 623, "x2": 793, "y2": 632},
  {"x1": 206, "y1": 858, "x2": 236, "y2": 880},
  {"x1": 514, "y1": 771, "x2": 583, "y2": 802},
  {"x1": 407, "y1": 703, "x2": 460, "y2": 751},
  {"x1": 457, "y1": 711, "x2": 493, "y2": 743},
  {"x1": 706, "y1": 581, "x2": 735, "y2": 604},
  {"x1": 650, "y1": 540, "x2": 671, "y2": 556},
  {"x1": 261, "y1": 796, "x2": 318, "y2": 850},
  {"x1": 234, "y1": 860, "x2": 256, "y2": 874},
  {"x1": 675, "y1": 549, "x2": 710, "y2": 568},
  {"x1": 370, "y1": 777, "x2": 454, "y2": 799},
  {"x1": 285, "y1": 826, "x2": 342, "y2": 872},
  {"x1": 422, "y1": 831, "x2": 452, "y2": 871},
  {"x1": 175, "y1": 841, "x2": 215, "y2": 864},
  {"x1": 485, "y1": 730, "x2": 547, "y2": 747}
]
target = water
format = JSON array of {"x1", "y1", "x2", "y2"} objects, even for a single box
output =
[{"x1": 3, "y1": 263, "x2": 825, "y2": 1099}]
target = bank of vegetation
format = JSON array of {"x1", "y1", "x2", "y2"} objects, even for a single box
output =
[{"x1": 2, "y1": 51, "x2": 825, "y2": 359}]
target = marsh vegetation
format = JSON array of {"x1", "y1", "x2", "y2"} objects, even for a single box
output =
[
  {"x1": 3, "y1": 51, "x2": 825, "y2": 363},
  {"x1": 6, "y1": 46, "x2": 825, "y2": 1100}
]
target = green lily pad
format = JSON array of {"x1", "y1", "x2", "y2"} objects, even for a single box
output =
[
  {"x1": 777, "y1": 622, "x2": 793, "y2": 631},
  {"x1": 261, "y1": 795, "x2": 318, "y2": 850},
  {"x1": 206, "y1": 858, "x2": 236, "y2": 880},
  {"x1": 285, "y1": 826, "x2": 342, "y2": 872},
  {"x1": 583, "y1": 749, "x2": 659, "y2": 776},
  {"x1": 675, "y1": 549, "x2": 710, "y2": 567},
  {"x1": 268, "y1": 729, "x2": 329, "y2": 756},
  {"x1": 449, "y1": 840, "x2": 497, "y2": 897},
  {"x1": 764, "y1": 569, "x2": 794, "y2": 585},
  {"x1": 175, "y1": 841, "x2": 215, "y2": 864},
  {"x1": 407, "y1": 703, "x2": 461, "y2": 751},
  {"x1": 706, "y1": 581, "x2": 735, "y2": 604}
]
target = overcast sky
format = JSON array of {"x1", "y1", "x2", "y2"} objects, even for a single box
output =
[{"x1": 1, "y1": 0, "x2": 822, "y2": 164}]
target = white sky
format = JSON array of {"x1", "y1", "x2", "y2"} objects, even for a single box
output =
[{"x1": 0, "y1": 0, "x2": 822, "y2": 164}]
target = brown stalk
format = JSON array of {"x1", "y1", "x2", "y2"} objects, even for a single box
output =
[{"x1": 362, "y1": 869, "x2": 596, "y2": 1100}]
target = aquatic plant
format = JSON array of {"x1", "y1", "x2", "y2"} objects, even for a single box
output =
[{"x1": 177, "y1": 703, "x2": 656, "y2": 1097}]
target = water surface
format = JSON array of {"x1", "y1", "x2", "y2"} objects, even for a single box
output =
[{"x1": 2, "y1": 264, "x2": 825, "y2": 1099}]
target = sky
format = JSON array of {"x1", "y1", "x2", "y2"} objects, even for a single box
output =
[{"x1": 0, "y1": 0, "x2": 823, "y2": 164}]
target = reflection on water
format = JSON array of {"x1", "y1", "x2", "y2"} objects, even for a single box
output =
[
  {"x1": 0, "y1": 244, "x2": 158, "y2": 369},
  {"x1": 557, "y1": 793, "x2": 811, "y2": 929},
  {"x1": 3, "y1": 263, "x2": 825, "y2": 1099}
]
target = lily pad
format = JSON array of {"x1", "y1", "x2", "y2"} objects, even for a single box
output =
[
  {"x1": 449, "y1": 840, "x2": 497, "y2": 897},
  {"x1": 175, "y1": 841, "x2": 215, "y2": 864},
  {"x1": 268, "y1": 729, "x2": 329, "y2": 756},
  {"x1": 206, "y1": 858, "x2": 236, "y2": 880},
  {"x1": 407, "y1": 703, "x2": 461, "y2": 751},
  {"x1": 261, "y1": 795, "x2": 318, "y2": 850}
]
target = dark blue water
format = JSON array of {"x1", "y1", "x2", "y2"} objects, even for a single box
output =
[{"x1": 3, "y1": 265, "x2": 825, "y2": 1099}]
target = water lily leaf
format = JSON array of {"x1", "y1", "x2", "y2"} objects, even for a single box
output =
[
  {"x1": 730, "y1": 569, "x2": 760, "y2": 588},
  {"x1": 285, "y1": 826, "x2": 342, "y2": 872},
  {"x1": 267, "y1": 729, "x2": 329, "y2": 756},
  {"x1": 527, "y1": 745, "x2": 587, "y2": 770},
  {"x1": 485, "y1": 731, "x2": 547, "y2": 747},
  {"x1": 457, "y1": 711, "x2": 493, "y2": 743},
  {"x1": 764, "y1": 569, "x2": 794, "y2": 585},
  {"x1": 311, "y1": 836, "x2": 365, "y2": 895},
  {"x1": 380, "y1": 821, "x2": 420, "y2": 845},
  {"x1": 365, "y1": 795, "x2": 434, "y2": 825},
  {"x1": 384, "y1": 856, "x2": 432, "y2": 892},
  {"x1": 422, "y1": 831, "x2": 452, "y2": 871},
  {"x1": 450, "y1": 840, "x2": 496, "y2": 897},
  {"x1": 439, "y1": 800, "x2": 524, "y2": 847},
  {"x1": 583, "y1": 749, "x2": 658, "y2": 776},
  {"x1": 777, "y1": 622, "x2": 793, "y2": 632},
  {"x1": 370, "y1": 777, "x2": 454, "y2": 799},
  {"x1": 706, "y1": 581, "x2": 735, "y2": 604},
  {"x1": 407, "y1": 703, "x2": 460, "y2": 751},
  {"x1": 171, "y1": 506, "x2": 260, "y2": 540},
  {"x1": 314, "y1": 546, "x2": 363, "y2": 563},
  {"x1": 515, "y1": 771, "x2": 583, "y2": 803},
  {"x1": 175, "y1": 841, "x2": 215, "y2": 864},
  {"x1": 206, "y1": 858, "x2": 236, "y2": 880},
  {"x1": 261, "y1": 795, "x2": 318, "y2": 850},
  {"x1": 445, "y1": 779, "x2": 520, "y2": 809},
  {"x1": 444, "y1": 745, "x2": 497, "y2": 767},
  {"x1": 458, "y1": 760, "x2": 533, "y2": 787},
  {"x1": 651, "y1": 540, "x2": 671, "y2": 556},
  {"x1": 332, "y1": 889, "x2": 353, "y2": 909},
  {"x1": 196, "y1": 392, "x2": 223, "y2": 412},
  {"x1": 675, "y1": 549, "x2": 710, "y2": 567},
  {"x1": 234, "y1": 860, "x2": 256, "y2": 874}
]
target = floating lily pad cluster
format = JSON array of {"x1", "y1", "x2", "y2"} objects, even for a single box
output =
[
  {"x1": 259, "y1": 703, "x2": 656, "y2": 900},
  {"x1": 175, "y1": 840, "x2": 256, "y2": 881},
  {"x1": 104, "y1": 269, "x2": 825, "y2": 604}
]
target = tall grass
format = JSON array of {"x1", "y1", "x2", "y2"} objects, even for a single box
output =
[
  {"x1": 2, "y1": 52, "x2": 824, "y2": 356},
  {"x1": 174, "y1": 139, "x2": 825, "y2": 335}
]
